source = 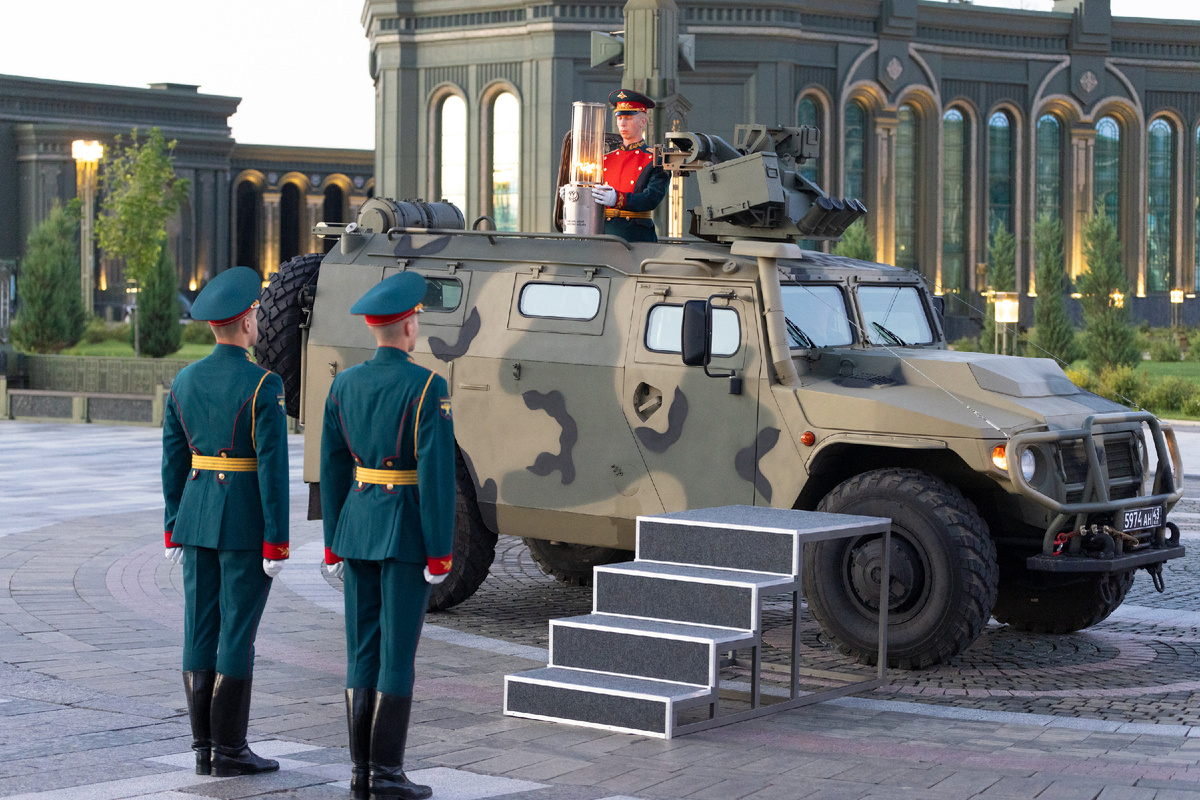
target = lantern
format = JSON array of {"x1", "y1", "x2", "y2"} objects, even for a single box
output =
[{"x1": 561, "y1": 102, "x2": 607, "y2": 235}]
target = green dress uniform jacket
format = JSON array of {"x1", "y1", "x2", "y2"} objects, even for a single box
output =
[
  {"x1": 162, "y1": 343, "x2": 290, "y2": 679},
  {"x1": 320, "y1": 347, "x2": 455, "y2": 565}
]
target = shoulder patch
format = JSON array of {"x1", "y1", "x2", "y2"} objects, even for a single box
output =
[
  {"x1": 276, "y1": 393, "x2": 286, "y2": 413},
  {"x1": 439, "y1": 397, "x2": 452, "y2": 420}
]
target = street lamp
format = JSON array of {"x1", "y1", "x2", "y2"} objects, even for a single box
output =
[
  {"x1": 72, "y1": 140, "x2": 103, "y2": 316},
  {"x1": 993, "y1": 291, "x2": 1019, "y2": 355},
  {"x1": 1170, "y1": 288, "x2": 1184, "y2": 329}
]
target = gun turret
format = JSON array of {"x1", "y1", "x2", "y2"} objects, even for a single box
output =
[{"x1": 660, "y1": 123, "x2": 865, "y2": 244}]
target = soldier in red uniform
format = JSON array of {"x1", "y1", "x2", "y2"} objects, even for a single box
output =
[{"x1": 593, "y1": 89, "x2": 668, "y2": 242}]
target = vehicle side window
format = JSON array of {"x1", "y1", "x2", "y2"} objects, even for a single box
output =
[
  {"x1": 518, "y1": 283, "x2": 601, "y2": 320},
  {"x1": 779, "y1": 284, "x2": 853, "y2": 347},
  {"x1": 858, "y1": 285, "x2": 934, "y2": 345},
  {"x1": 645, "y1": 304, "x2": 740, "y2": 357},
  {"x1": 421, "y1": 277, "x2": 463, "y2": 312}
]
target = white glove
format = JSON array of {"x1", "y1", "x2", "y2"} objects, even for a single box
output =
[
  {"x1": 592, "y1": 184, "x2": 617, "y2": 207},
  {"x1": 424, "y1": 566, "x2": 447, "y2": 585},
  {"x1": 263, "y1": 559, "x2": 285, "y2": 578},
  {"x1": 165, "y1": 547, "x2": 183, "y2": 565},
  {"x1": 323, "y1": 560, "x2": 344, "y2": 580},
  {"x1": 557, "y1": 184, "x2": 570, "y2": 201}
]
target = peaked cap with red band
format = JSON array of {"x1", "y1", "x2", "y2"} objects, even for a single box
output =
[
  {"x1": 190, "y1": 266, "x2": 262, "y2": 325},
  {"x1": 351, "y1": 271, "x2": 427, "y2": 326},
  {"x1": 608, "y1": 88, "x2": 655, "y2": 116}
]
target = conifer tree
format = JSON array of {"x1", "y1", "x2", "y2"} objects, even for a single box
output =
[
  {"x1": 11, "y1": 200, "x2": 88, "y2": 354},
  {"x1": 981, "y1": 224, "x2": 1015, "y2": 354},
  {"x1": 1077, "y1": 209, "x2": 1140, "y2": 372},
  {"x1": 832, "y1": 218, "x2": 874, "y2": 261},
  {"x1": 1032, "y1": 216, "x2": 1078, "y2": 364},
  {"x1": 135, "y1": 241, "x2": 182, "y2": 358}
]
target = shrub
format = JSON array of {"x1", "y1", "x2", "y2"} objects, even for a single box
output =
[
  {"x1": 1140, "y1": 376, "x2": 1193, "y2": 413},
  {"x1": 1032, "y1": 217, "x2": 1077, "y2": 364},
  {"x1": 1065, "y1": 366, "x2": 1096, "y2": 392},
  {"x1": 182, "y1": 320, "x2": 215, "y2": 345},
  {"x1": 1148, "y1": 337, "x2": 1182, "y2": 363},
  {"x1": 1094, "y1": 365, "x2": 1144, "y2": 408},
  {"x1": 1077, "y1": 211, "x2": 1140, "y2": 372},
  {"x1": 1181, "y1": 392, "x2": 1200, "y2": 418},
  {"x1": 134, "y1": 242, "x2": 182, "y2": 358},
  {"x1": 82, "y1": 317, "x2": 110, "y2": 344},
  {"x1": 949, "y1": 336, "x2": 982, "y2": 352},
  {"x1": 832, "y1": 218, "x2": 874, "y2": 261},
  {"x1": 10, "y1": 200, "x2": 88, "y2": 353}
]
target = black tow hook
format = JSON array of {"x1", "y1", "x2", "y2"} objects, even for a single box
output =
[{"x1": 1144, "y1": 562, "x2": 1166, "y2": 593}]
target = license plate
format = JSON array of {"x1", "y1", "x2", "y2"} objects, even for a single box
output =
[{"x1": 1122, "y1": 505, "x2": 1163, "y2": 532}]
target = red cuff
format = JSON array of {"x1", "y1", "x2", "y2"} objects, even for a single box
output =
[
  {"x1": 263, "y1": 541, "x2": 290, "y2": 561},
  {"x1": 325, "y1": 547, "x2": 343, "y2": 566},
  {"x1": 427, "y1": 555, "x2": 452, "y2": 576},
  {"x1": 165, "y1": 531, "x2": 180, "y2": 548}
]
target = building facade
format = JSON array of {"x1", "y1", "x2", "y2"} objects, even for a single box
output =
[
  {"x1": 0, "y1": 75, "x2": 372, "y2": 319},
  {"x1": 363, "y1": 0, "x2": 1200, "y2": 329}
]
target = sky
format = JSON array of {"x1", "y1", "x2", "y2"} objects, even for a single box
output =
[{"x1": 1, "y1": 0, "x2": 1197, "y2": 152}]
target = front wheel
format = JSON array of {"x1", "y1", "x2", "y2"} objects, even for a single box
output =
[
  {"x1": 427, "y1": 452, "x2": 499, "y2": 611},
  {"x1": 523, "y1": 539, "x2": 630, "y2": 586},
  {"x1": 992, "y1": 563, "x2": 1135, "y2": 633},
  {"x1": 804, "y1": 468, "x2": 999, "y2": 669}
]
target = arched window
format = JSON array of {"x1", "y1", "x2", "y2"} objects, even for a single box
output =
[
  {"x1": 1094, "y1": 116, "x2": 1121, "y2": 226},
  {"x1": 439, "y1": 95, "x2": 467, "y2": 215},
  {"x1": 280, "y1": 183, "x2": 302, "y2": 266},
  {"x1": 1035, "y1": 114, "x2": 1062, "y2": 224},
  {"x1": 490, "y1": 92, "x2": 520, "y2": 231},
  {"x1": 323, "y1": 185, "x2": 345, "y2": 253},
  {"x1": 942, "y1": 108, "x2": 967, "y2": 297},
  {"x1": 797, "y1": 95, "x2": 820, "y2": 251},
  {"x1": 235, "y1": 181, "x2": 260, "y2": 274},
  {"x1": 895, "y1": 104, "x2": 918, "y2": 271},
  {"x1": 844, "y1": 100, "x2": 866, "y2": 201},
  {"x1": 1146, "y1": 118, "x2": 1174, "y2": 293},
  {"x1": 988, "y1": 111, "x2": 1014, "y2": 237}
]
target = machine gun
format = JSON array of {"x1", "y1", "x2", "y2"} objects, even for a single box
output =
[{"x1": 660, "y1": 123, "x2": 866, "y2": 244}]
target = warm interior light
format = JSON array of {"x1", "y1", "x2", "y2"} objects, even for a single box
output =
[
  {"x1": 1070, "y1": 292, "x2": 1082, "y2": 299},
  {"x1": 1110, "y1": 290, "x2": 1124, "y2": 308},
  {"x1": 189, "y1": 279, "x2": 198, "y2": 291},
  {"x1": 993, "y1": 292, "x2": 1019, "y2": 324},
  {"x1": 1170, "y1": 288, "x2": 1185, "y2": 304},
  {"x1": 72, "y1": 140, "x2": 103, "y2": 162}
]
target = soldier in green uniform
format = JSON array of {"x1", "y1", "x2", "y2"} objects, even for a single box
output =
[
  {"x1": 162, "y1": 266, "x2": 290, "y2": 778},
  {"x1": 320, "y1": 271, "x2": 455, "y2": 800}
]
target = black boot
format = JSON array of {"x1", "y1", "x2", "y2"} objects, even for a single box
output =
[
  {"x1": 346, "y1": 688, "x2": 375, "y2": 800},
  {"x1": 210, "y1": 673, "x2": 279, "y2": 777},
  {"x1": 183, "y1": 670, "x2": 216, "y2": 775},
  {"x1": 368, "y1": 692, "x2": 430, "y2": 799}
]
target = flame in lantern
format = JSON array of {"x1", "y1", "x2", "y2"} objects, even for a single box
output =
[{"x1": 574, "y1": 161, "x2": 599, "y2": 179}]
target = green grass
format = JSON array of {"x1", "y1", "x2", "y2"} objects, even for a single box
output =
[
  {"x1": 1137, "y1": 360, "x2": 1200, "y2": 380},
  {"x1": 60, "y1": 341, "x2": 215, "y2": 360}
]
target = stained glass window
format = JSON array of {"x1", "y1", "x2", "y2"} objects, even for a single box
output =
[
  {"x1": 942, "y1": 109, "x2": 966, "y2": 297},
  {"x1": 988, "y1": 111, "x2": 1013, "y2": 238},
  {"x1": 1094, "y1": 116, "x2": 1121, "y2": 227},
  {"x1": 1147, "y1": 118, "x2": 1173, "y2": 293},
  {"x1": 491, "y1": 92, "x2": 520, "y2": 231}
]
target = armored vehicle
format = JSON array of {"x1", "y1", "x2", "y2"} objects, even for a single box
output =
[{"x1": 258, "y1": 124, "x2": 1185, "y2": 669}]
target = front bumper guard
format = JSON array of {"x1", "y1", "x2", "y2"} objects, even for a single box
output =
[{"x1": 1006, "y1": 412, "x2": 1185, "y2": 573}]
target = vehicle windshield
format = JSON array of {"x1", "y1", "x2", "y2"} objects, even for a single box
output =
[
  {"x1": 779, "y1": 284, "x2": 854, "y2": 348},
  {"x1": 857, "y1": 285, "x2": 933, "y2": 346}
]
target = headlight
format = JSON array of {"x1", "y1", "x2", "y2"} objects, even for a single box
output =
[{"x1": 992, "y1": 445, "x2": 1037, "y2": 481}]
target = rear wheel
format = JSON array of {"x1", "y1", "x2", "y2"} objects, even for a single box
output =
[
  {"x1": 992, "y1": 563, "x2": 1134, "y2": 633},
  {"x1": 523, "y1": 539, "x2": 630, "y2": 587},
  {"x1": 255, "y1": 253, "x2": 322, "y2": 417},
  {"x1": 805, "y1": 468, "x2": 999, "y2": 669},
  {"x1": 428, "y1": 452, "x2": 499, "y2": 611}
]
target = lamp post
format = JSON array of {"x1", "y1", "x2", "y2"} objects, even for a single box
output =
[
  {"x1": 72, "y1": 140, "x2": 103, "y2": 316},
  {"x1": 993, "y1": 291, "x2": 1019, "y2": 355},
  {"x1": 1170, "y1": 288, "x2": 1184, "y2": 329}
]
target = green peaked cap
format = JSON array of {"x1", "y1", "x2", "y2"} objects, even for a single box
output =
[
  {"x1": 350, "y1": 271, "x2": 427, "y2": 316},
  {"x1": 191, "y1": 266, "x2": 262, "y2": 322}
]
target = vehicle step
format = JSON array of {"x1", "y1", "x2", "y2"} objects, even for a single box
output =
[
  {"x1": 550, "y1": 614, "x2": 755, "y2": 685},
  {"x1": 504, "y1": 667, "x2": 712, "y2": 738},
  {"x1": 637, "y1": 507, "x2": 890, "y2": 577},
  {"x1": 593, "y1": 561, "x2": 796, "y2": 631}
]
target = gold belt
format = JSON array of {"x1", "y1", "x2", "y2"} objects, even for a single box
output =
[
  {"x1": 192, "y1": 455, "x2": 258, "y2": 472},
  {"x1": 355, "y1": 466, "x2": 418, "y2": 487},
  {"x1": 605, "y1": 209, "x2": 653, "y2": 219}
]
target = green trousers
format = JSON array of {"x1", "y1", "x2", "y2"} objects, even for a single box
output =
[
  {"x1": 343, "y1": 559, "x2": 429, "y2": 697},
  {"x1": 182, "y1": 546, "x2": 272, "y2": 679}
]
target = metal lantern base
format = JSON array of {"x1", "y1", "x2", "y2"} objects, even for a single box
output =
[{"x1": 562, "y1": 183, "x2": 605, "y2": 236}]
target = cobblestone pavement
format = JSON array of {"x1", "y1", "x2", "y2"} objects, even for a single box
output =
[{"x1": 3, "y1": 421, "x2": 1200, "y2": 800}]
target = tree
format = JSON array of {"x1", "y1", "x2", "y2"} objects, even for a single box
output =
[
  {"x1": 1031, "y1": 216, "x2": 1078, "y2": 364},
  {"x1": 981, "y1": 224, "x2": 1015, "y2": 354},
  {"x1": 135, "y1": 241, "x2": 182, "y2": 358},
  {"x1": 10, "y1": 200, "x2": 88, "y2": 354},
  {"x1": 95, "y1": 127, "x2": 189, "y2": 355},
  {"x1": 833, "y1": 218, "x2": 874, "y2": 261},
  {"x1": 1077, "y1": 209, "x2": 1140, "y2": 372}
]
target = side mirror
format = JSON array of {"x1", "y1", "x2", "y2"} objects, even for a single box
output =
[
  {"x1": 931, "y1": 295, "x2": 945, "y2": 320},
  {"x1": 681, "y1": 299, "x2": 711, "y2": 367}
]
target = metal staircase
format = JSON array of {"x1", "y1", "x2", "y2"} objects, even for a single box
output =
[{"x1": 504, "y1": 506, "x2": 891, "y2": 738}]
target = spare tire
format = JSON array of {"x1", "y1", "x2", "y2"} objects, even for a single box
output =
[{"x1": 256, "y1": 253, "x2": 323, "y2": 417}]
